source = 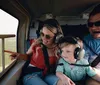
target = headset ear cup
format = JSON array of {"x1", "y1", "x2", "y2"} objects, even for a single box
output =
[
  {"x1": 40, "y1": 29, "x2": 42, "y2": 34},
  {"x1": 78, "y1": 49, "x2": 85, "y2": 59},
  {"x1": 39, "y1": 29, "x2": 43, "y2": 38},
  {"x1": 55, "y1": 33, "x2": 63, "y2": 43},
  {"x1": 57, "y1": 49, "x2": 62, "y2": 55},
  {"x1": 74, "y1": 47, "x2": 80, "y2": 59}
]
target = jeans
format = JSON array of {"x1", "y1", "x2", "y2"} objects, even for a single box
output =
[
  {"x1": 23, "y1": 72, "x2": 59, "y2": 85},
  {"x1": 44, "y1": 74, "x2": 59, "y2": 85}
]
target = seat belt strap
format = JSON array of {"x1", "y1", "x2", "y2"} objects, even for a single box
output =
[
  {"x1": 41, "y1": 43, "x2": 50, "y2": 69},
  {"x1": 83, "y1": 40, "x2": 100, "y2": 67},
  {"x1": 91, "y1": 54, "x2": 100, "y2": 67}
]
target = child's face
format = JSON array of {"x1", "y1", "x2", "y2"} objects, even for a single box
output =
[{"x1": 61, "y1": 44, "x2": 76, "y2": 60}]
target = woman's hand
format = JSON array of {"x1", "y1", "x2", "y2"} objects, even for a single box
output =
[
  {"x1": 10, "y1": 53, "x2": 20, "y2": 60},
  {"x1": 10, "y1": 53, "x2": 28, "y2": 60},
  {"x1": 56, "y1": 72, "x2": 75, "y2": 85},
  {"x1": 61, "y1": 75, "x2": 75, "y2": 85},
  {"x1": 4, "y1": 50, "x2": 28, "y2": 60},
  {"x1": 4, "y1": 50, "x2": 20, "y2": 60}
]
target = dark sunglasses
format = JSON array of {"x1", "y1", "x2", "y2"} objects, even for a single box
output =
[
  {"x1": 87, "y1": 20, "x2": 100, "y2": 27},
  {"x1": 40, "y1": 32, "x2": 53, "y2": 39}
]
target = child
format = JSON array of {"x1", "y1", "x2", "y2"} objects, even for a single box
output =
[{"x1": 56, "y1": 36, "x2": 100, "y2": 85}]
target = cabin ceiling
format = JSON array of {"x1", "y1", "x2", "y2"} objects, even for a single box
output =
[{"x1": 18, "y1": 0, "x2": 100, "y2": 18}]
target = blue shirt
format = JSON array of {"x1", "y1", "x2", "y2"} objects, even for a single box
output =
[{"x1": 83, "y1": 34, "x2": 100, "y2": 69}]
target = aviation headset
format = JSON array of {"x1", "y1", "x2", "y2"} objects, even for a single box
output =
[
  {"x1": 58, "y1": 36, "x2": 85, "y2": 59},
  {"x1": 40, "y1": 19, "x2": 63, "y2": 43},
  {"x1": 57, "y1": 36, "x2": 90, "y2": 67}
]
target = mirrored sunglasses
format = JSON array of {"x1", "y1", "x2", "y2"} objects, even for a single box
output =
[
  {"x1": 40, "y1": 32, "x2": 53, "y2": 39},
  {"x1": 87, "y1": 20, "x2": 100, "y2": 27}
]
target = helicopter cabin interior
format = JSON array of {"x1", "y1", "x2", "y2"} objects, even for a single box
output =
[{"x1": 0, "y1": 0, "x2": 100, "y2": 85}]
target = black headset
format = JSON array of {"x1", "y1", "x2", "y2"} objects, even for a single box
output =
[
  {"x1": 58, "y1": 36, "x2": 81, "y2": 59},
  {"x1": 73, "y1": 37, "x2": 81, "y2": 59},
  {"x1": 53, "y1": 30, "x2": 63, "y2": 44}
]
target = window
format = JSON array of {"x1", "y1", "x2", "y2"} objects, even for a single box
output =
[{"x1": 0, "y1": 9, "x2": 19, "y2": 77}]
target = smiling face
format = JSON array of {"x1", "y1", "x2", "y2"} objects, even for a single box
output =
[
  {"x1": 61, "y1": 44, "x2": 76, "y2": 62},
  {"x1": 41, "y1": 27, "x2": 57, "y2": 46},
  {"x1": 88, "y1": 13, "x2": 100, "y2": 39}
]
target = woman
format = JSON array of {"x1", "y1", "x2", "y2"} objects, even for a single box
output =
[{"x1": 11, "y1": 19, "x2": 63, "y2": 85}]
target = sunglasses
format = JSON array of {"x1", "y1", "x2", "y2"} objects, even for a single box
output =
[
  {"x1": 40, "y1": 32, "x2": 53, "y2": 39},
  {"x1": 87, "y1": 20, "x2": 100, "y2": 27}
]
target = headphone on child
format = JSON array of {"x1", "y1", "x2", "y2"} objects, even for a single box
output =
[
  {"x1": 58, "y1": 36, "x2": 85, "y2": 59},
  {"x1": 72, "y1": 37, "x2": 82, "y2": 59}
]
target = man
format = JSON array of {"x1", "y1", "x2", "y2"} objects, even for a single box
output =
[{"x1": 83, "y1": 4, "x2": 100, "y2": 85}]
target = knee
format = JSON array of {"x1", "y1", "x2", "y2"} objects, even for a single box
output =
[
  {"x1": 86, "y1": 78, "x2": 100, "y2": 85},
  {"x1": 44, "y1": 75, "x2": 59, "y2": 85}
]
